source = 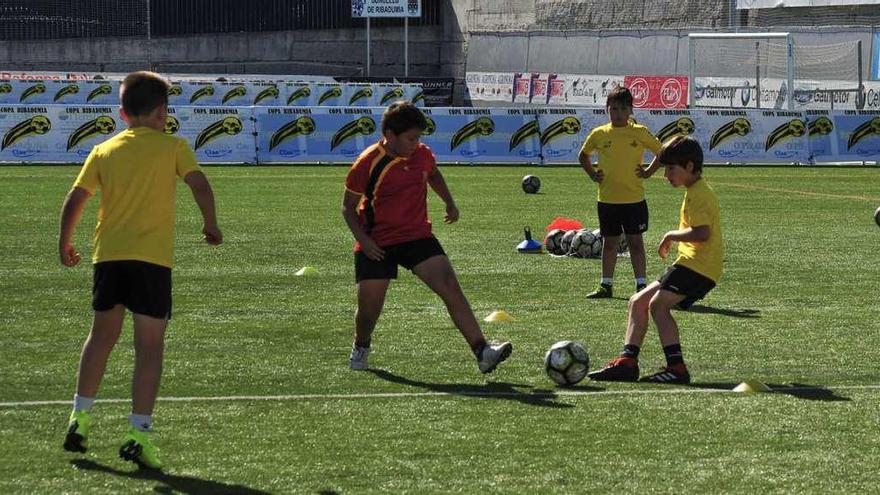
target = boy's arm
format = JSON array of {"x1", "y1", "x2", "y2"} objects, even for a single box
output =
[
  {"x1": 58, "y1": 187, "x2": 92, "y2": 267},
  {"x1": 427, "y1": 167, "x2": 459, "y2": 224},
  {"x1": 341, "y1": 189, "x2": 384, "y2": 260},
  {"x1": 658, "y1": 225, "x2": 710, "y2": 259},
  {"x1": 184, "y1": 171, "x2": 222, "y2": 245},
  {"x1": 637, "y1": 155, "x2": 662, "y2": 178},
  {"x1": 637, "y1": 129, "x2": 664, "y2": 178},
  {"x1": 578, "y1": 149, "x2": 603, "y2": 183}
]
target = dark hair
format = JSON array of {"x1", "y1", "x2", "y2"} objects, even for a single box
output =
[
  {"x1": 120, "y1": 71, "x2": 170, "y2": 117},
  {"x1": 658, "y1": 135, "x2": 704, "y2": 174},
  {"x1": 606, "y1": 85, "x2": 633, "y2": 109},
  {"x1": 381, "y1": 101, "x2": 427, "y2": 135}
]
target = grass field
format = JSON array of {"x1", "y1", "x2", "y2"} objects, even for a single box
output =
[{"x1": 1, "y1": 164, "x2": 879, "y2": 494}]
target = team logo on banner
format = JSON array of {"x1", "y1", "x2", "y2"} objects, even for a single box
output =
[
  {"x1": 509, "y1": 121, "x2": 539, "y2": 151},
  {"x1": 2, "y1": 115, "x2": 51, "y2": 149},
  {"x1": 318, "y1": 86, "x2": 343, "y2": 105},
  {"x1": 765, "y1": 119, "x2": 806, "y2": 151},
  {"x1": 194, "y1": 116, "x2": 242, "y2": 150},
  {"x1": 331, "y1": 116, "x2": 375, "y2": 150},
  {"x1": 66, "y1": 115, "x2": 116, "y2": 150},
  {"x1": 54, "y1": 83, "x2": 79, "y2": 102},
  {"x1": 709, "y1": 118, "x2": 751, "y2": 150},
  {"x1": 540, "y1": 116, "x2": 581, "y2": 146},
  {"x1": 287, "y1": 85, "x2": 310, "y2": 104},
  {"x1": 190, "y1": 86, "x2": 215, "y2": 104},
  {"x1": 254, "y1": 86, "x2": 279, "y2": 105},
  {"x1": 412, "y1": 91, "x2": 425, "y2": 105},
  {"x1": 808, "y1": 117, "x2": 833, "y2": 137},
  {"x1": 20, "y1": 83, "x2": 46, "y2": 102},
  {"x1": 164, "y1": 116, "x2": 180, "y2": 135},
  {"x1": 269, "y1": 116, "x2": 316, "y2": 150},
  {"x1": 222, "y1": 86, "x2": 247, "y2": 104},
  {"x1": 380, "y1": 87, "x2": 405, "y2": 105},
  {"x1": 656, "y1": 117, "x2": 695, "y2": 143},
  {"x1": 847, "y1": 117, "x2": 880, "y2": 150},
  {"x1": 168, "y1": 85, "x2": 183, "y2": 97},
  {"x1": 451, "y1": 117, "x2": 494, "y2": 150},
  {"x1": 422, "y1": 116, "x2": 436, "y2": 136},
  {"x1": 87, "y1": 84, "x2": 112, "y2": 102},
  {"x1": 0, "y1": 83, "x2": 11, "y2": 95},
  {"x1": 349, "y1": 87, "x2": 373, "y2": 105}
]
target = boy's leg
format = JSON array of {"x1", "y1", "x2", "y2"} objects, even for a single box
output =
[
  {"x1": 350, "y1": 279, "x2": 390, "y2": 370},
  {"x1": 131, "y1": 313, "x2": 168, "y2": 417},
  {"x1": 587, "y1": 235, "x2": 619, "y2": 298},
  {"x1": 626, "y1": 233, "x2": 647, "y2": 291},
  {"x1": 65, "y1": 304, "x2": 125, "y2": 452},
  {"x1": 412, "y1": 255, "x2": 511, "y2": 373},
  {"x1": 639, "y1": 289, "x2": 691, "y2": 384}
]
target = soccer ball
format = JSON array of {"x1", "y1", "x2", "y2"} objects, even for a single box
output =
[
  {"x1": 544, "y1": 340, "x2": 590, "y2": 386},
  {"x1": 875, "y1": 206, "x2": 880, "y2": 227},
  {"x1": 560, "y1": 230, "x2": 578, "y2": 254},
  {"x1": 522, "y1": 175, "x2": 541, "y2": 194},
  {"x1": 570, "y1": 229, "x2": 602, "y2": 258},
  {"x1": 543, "y1": 228, "x2": 565, "y2": 255},
  {"x1": 590, "y1": 228, "x2": 628, "y2": 255}
]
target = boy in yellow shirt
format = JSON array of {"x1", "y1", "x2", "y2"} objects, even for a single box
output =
[
  {"x1": 579, "y1": 86, "x2": 662, "y2": 298},
  {"x1": 59, "y1": 71, "x2": 222, "y2": 469},
  {"x1": 588, "y1": 136, "x2": 722, "y2": 384}
]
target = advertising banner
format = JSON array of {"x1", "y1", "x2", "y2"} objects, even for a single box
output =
[
  {"x1": 624, "y1": 75, "x2": 689, "y2": 109},
  {"x1": 512, "y1": 73, "x2": 532, "y2": 104},
  {"x1": 694, "y1": 109, "x2": 810, "y2": 163},
  {"x1": 557, "y1": 74, "x2": 625, "y2": 107},
  {"x1": 0, "y1": 105, "x2": 122, "y2": 162},
  {"x1": 824, "y1": 110, "x2": 880, "y2": 160},
  {"x1": 421, "y1": 108, "x2": 541, "y2": 164},
  {"x1": 465, "y1": 72, "x2": 514, "y2": 102},
  {"x1": 352, "y1": 0, "x2": 421, "y2": 18},
  {"x1": 0, "y1": 80, "x2": 119, "y2": 105},
  {"x1": 538, "y1": 108, "x2": 605, "y2": 164},
  {"x1": 255, "y1": 107, "x2": 381, "y2": 163},
  {"x1": 167, "y1": 106, "x2": 256, "y2": 163}
]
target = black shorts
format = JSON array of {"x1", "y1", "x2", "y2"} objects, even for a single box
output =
[
  {"x1": 658, "y1": 264, "x2": 716, "y2": 310},
  {"x1": 597, "y1": 200, "x2": 649, "y2": 237},
  {"x1": 92, "y1": 260, "x2": 172, "y2": 319},
  {"x1": 355, "y1": 237, "x2": 446, "y2": 282}
]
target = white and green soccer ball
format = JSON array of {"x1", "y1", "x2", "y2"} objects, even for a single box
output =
[{"x1": 544, "y1": 340, "x2": 590, "y2": 386}]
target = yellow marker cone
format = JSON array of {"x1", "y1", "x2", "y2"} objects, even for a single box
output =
[
  {"x1": 484, "y1": 310, "x2": 515, "y2": 323},
  {"x1": 295, "y1": 266, "x2": 318, "y2": 276},
  {"x1": 733, "y1": 380, "x2": 771, "y2": 393}
]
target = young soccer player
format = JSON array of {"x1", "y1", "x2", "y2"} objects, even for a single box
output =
[
  {"x1": 59, "y1": 71, "x2": 222, "y2": 469},
  {"x1": 588, "y1": 136, "x2": 722, "y2": 384},
  {"x1": 579, "y1": 86, "x2": 662, "y2": 298},
  {"x1": 341, "y1": 101, "x2": 512, "y2": 373}
]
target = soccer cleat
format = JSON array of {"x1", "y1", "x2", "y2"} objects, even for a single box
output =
[
  {"x1": 119, "y1": 428, "x2": 162, "y2": 470},
  {"x1": 478, "y1": 341, "x2": 513, "y2": 374},
  {"x1": 638, "y1": 363, "x2": 691, "y2": 384},
  {"x1": 586, "y1": 284, "x2": 613, "y2": 299},
  {"x1": 636, "y1": 283, "x2": 647, "y2": 293},
  {"x1": 587, "y1": 356, "x2": 639, "y2": 382},
  {"x1": 63, "y1": 410, "x2": 92, "y2": 453},
  {"x1": 349, "y1": 344, "x2": 370, "y2": 370}
]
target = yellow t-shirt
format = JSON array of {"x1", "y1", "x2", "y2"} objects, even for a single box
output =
[
  {"x1": 73, "y1": 127, "x2": 200, "y2": 268},
  {"x1": 674, "y1": 178, "x2": 723, "y2": 283},
  {"x1": 580, "y1": 122, "x2": 662, "y2": 204}
]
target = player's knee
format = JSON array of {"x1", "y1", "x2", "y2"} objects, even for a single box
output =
[
  {"x1": 648, "y1": 294, "x2": 673, "y2": 315},
  {"x1": 629, "y1": 291, "x2": 649, "y2": 311},
  {"x1": 627, "y1": 235, "x2": 644, "y2": 251}
]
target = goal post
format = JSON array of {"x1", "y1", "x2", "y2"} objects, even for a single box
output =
[{"x1": 689, "y1": 32, "x2": 794, "y2": 110}]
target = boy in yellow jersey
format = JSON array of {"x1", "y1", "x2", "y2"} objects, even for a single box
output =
[
  {"x1": 58, "y1": 71, "x2": 222, "y2": 469},
  {"x1": 588, "y1": 136, "x2": 722, "y2": 384},
  {"x1": 579, "y1": 86, "x2": 662, "y2": 298}
]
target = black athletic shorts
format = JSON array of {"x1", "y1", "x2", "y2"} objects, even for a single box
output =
[
  {"x1": 355, "y1": 237, "x2": 446, "y2": 282},
  {"x1": 597, "y1": 200, "x2": 649, "y2": 237},
  {"x1": 658, "y1": 264, "x2": 716, "y2": 310},
  {"x1": 92, "y1": 260, "x2": 172, "y2": 319}
]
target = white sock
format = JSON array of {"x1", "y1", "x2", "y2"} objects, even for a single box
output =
[
  {"x1": 636, "y1": 277, "x2": 647, "y2": 286},
  {"x1": 601, "y1": 278, "x2": 613, "y2": 286},
  {"x1": 129, "y1": 414, "x2": 153, "y2": 432},
  {"x1": 73, "y1": 394, "x2": 95, "y2": 413}
]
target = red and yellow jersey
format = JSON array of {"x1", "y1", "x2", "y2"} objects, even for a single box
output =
[
  {"x1": 345, "y1": 141, "x2": 437, "y2": 249},
  {"x1": 580, "y1": 121, "x2": 662, "y2": 204}
]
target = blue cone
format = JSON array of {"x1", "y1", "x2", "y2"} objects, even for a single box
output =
[{"x1": 517, "y1": 227, "x2": 543, "y2": 253}]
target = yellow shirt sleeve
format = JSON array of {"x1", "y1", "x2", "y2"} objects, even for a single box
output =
[
  {"x1": 639, "y1": 127, "x2": 663, "y2": 155},
  {"x1": 175, "y1": 138, "x2": 200, "y2": 178},
  {"x1": 687, "y1": 195, "x2": 714, "y2": 228},
  {"x1": 72, "y1": 147, "x2": 101, "y2": 194},
  {"x1": 580, "y1": 128, "x2": 598, "y2": 155}
]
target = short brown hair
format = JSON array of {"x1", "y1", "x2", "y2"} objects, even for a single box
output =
[
  {"x1": 658, "y1": 135, "x2": 704, "y2": 174},
  {"x1": 120, "y1": 71, "x2": 170, "y2": 117},
  {"x1": 381, "y1": 101, "x2": 427, "y2": 135},
  {"x1": 606, "y1": 85, "x2": 633, "y2": 108}
]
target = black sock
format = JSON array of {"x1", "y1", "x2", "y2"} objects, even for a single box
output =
[
  {"x1": 663, "y1": 343, "x2": 684, "y2": 366},
  {"x1": 473, "y1": 340, "x2": 487, "y2": 358},
  {"x1": 621, "y1": 344, "x2": 640, "y2": 359},
  {"x1": 354, "y1": 340, "x2": 371, "y2": 349}
]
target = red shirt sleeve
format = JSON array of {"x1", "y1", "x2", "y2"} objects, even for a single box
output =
[{"x1": 345, "y1": 153, "x2": 371, "y2": 195}]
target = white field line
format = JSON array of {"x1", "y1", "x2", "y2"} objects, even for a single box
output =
[{"x1": 3, "y1": 384, "x2": 880, "y2": 408}]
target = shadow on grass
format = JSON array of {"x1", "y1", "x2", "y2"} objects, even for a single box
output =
[
  {"x1": 367, "y1": 369, "x2": 602, "y2": 408},
  {"x1": 686, "y1": 304, "x2": 761, "y2": 318},
  {"x1": 70, "y1": 459, "x2": 270, "y2": 495},
  {"x1": 687, "y1": 381, "x2": 850, "y2": 401}
]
